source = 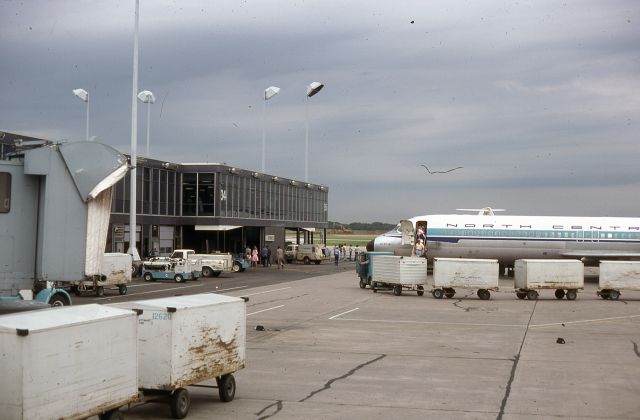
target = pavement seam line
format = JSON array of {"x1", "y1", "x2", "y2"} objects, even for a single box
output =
[
  {"x1": 298, "y1": 354, "x2": 387, "y2": 403},
  {"x1": 497, "y1": 299, "x2": 537, "y2": 420}
]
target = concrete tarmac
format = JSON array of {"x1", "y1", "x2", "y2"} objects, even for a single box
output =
[{"x1": 119, "y1": 270, "x2": 640, "y2": 420}]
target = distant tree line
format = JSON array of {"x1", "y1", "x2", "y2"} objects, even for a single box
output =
[{"x1": 328, "y1": 221, "x2": 395, "y2": 232}]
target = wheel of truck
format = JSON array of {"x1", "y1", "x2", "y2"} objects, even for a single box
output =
[
  {"x1": 516, "y1": 291, "x2": 527, "y2": 300},
  {"x1": 49, "y1": 294, "x2": 68, "y2": 306},
  {"x1": 212, "y1": 271, "x2": 221, "y2": 277},
  {"x1": 417, "y1": 285, "x2": 424, "y2": 296},
  {"x1": 286, "y1": 259, "x2": 292, "y2": 264},
  {"x1": 99, "y1": 409, "x2": 124, "y2": 420},
  {"x1": 393, "y1": 285, "x2": 402, "y2": 296},
  {"x1": 217, "y1": 374, "x2": 236, "y2": 402},
  {"x1": 526, "y1": 290, "x2": 538, "y2": 300},
  {"x1": 118, "y1": 285, "x2": 127, "y2": 295},
  {"x1": 566, "y1": 290, "x2": 577, "y2": 301},
  {"x1": 174, "y1": 274, "x2": 185, "y2": 283},
  {"x1": 554, "y1": 289, "x2": 565, "y2": 299},
  {"x1": 609, "y1": 290, "x2": 620, "y2": 300},
  {"x1": 143, "y1": 272, "x2": 154, "y2": 282},
  {"x1": 478, "y1": 289, "x2": 491, "y2": 300},
  {"x1": 359, "y1": 279, "x2": 366, "y2": 289},
  {"x1": 170, "y1": 388, "x2": 190, "y2": 419},
  {"x1": 131, "y1": 264, "x2": 139, "y2": 277},
  {"x1": 432, "y1": 289, "x2": 444, "y2": 299},
  {"x1": 303, "y1": 256, "x2": 311, "y2": 265},
  {"x1": 232, "y1": 262, "x2": 241, "y2": 272},
  {"x1": 202, "y1": 267, "x2": 213, "y2": 277},
  {"x1": 96, "y1": 286, "x2": 104, "y2": 297},
  {"x1": 315, "y1": 260, "x2": 321, "y2": 265}
]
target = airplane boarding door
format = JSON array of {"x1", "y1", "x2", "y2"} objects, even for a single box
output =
[{"x1": 400, "y1": 220, "x2": 415, "y2": 246}]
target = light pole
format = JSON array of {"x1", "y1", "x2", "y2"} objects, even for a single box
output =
[
  {"x1": 305, "y1": 82, "x2": 324, "y2": 182},
  {"x1": 137, "y1": 90, "x2": 155, "y2": 156},
  {"x1": 262, "y1": 86, "x2": 280, "y2": 172},
  {"x1": 128, "y1": 0, "x2": 141, "y2": 262},
  {"x1": 72, "y1": 88, "x2": 90, "y2": 141}
]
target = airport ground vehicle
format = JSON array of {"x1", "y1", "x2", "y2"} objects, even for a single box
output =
[
  {"x1": 0, "y1": 137, "x2": 128, "y2": 310},
  {"x1": 369, "y1": 255, "x2": 427, "y2": 296},
  {"x1": 285, "y1": 243, "x2": 324, "y2": 264},
  {"x1": 432, "y1": 258, "x2": 499, "y2": 300},
  {"x1": 111, "y1": 294, "x2": 246, "y2": 419},
  {"x1": 597, "y1": 260, "x2": 640, "y2": 300},
  {"x1": 170, "y1": 249, "x2": 233, "y2": 277},
  {"x1": 355, "y1": 251, "x2": 394, "y2": 288},
  {"x1": 232, "y1": 255, "x2": 249, "y2": 272},
  {"x1": 142, "y1": 257, "x2": 201, "y2": 283},
  {"x1": 515, "y1": 259, "x2": 584, "y2": 300}
]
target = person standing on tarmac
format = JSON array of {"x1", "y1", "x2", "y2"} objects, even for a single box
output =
[
  {"x1": 276, "y1": 246, "x2": 285, "y2": 269},
  {"x1": 334, "y1": 246, "x2": 340, "y2": 266}
]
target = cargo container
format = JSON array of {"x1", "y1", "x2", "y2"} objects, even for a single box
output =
[
  {"x1": 598, "y1": 260, "x2": 640, "y2": 300},
  {"x1": 0, "y1": 304, "x2": 138, "y2": 420},
  {"x1": 369, "y1": 255, "x2": 427, "y2": 296},
  {"x1": 111, "y1": 293, "x2": 246, "y2": 419},
  {"x1": 71, "y1": 252, "x2": 133, "y2": 297},
  {"x1": 514, "y1": 259, "x2": 584, "y2": 300},
  {"x1": 432, "y1": 258, "x2": 499, "y2": 300},
  {"x1": 355, "y1": 251, "x2": 393, "y2": 289}
]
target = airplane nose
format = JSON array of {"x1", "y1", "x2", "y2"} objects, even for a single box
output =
[{"x1": 366, "y1": 239, "x2": 375, "y2": 252}]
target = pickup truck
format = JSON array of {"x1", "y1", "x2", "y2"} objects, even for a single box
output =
[{"x1": 170, "y1": 249, "x2": 234, "y2": 277}]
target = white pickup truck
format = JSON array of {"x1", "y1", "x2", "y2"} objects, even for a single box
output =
[{"x1": 170, "y1": 249, "x2": 233, "y2": 277}]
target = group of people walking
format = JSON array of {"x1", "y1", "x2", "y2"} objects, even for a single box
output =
[{"x1": 245, "y1": 245, "x2": 285, "y2": 269}]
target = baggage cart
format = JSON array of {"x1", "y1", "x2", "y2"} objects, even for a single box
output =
[
  {"x1": 111, "y1": 293, "x2": 246, "y2": 419},
  {"x1": 71, "y1": 252, "x2": 133, "y2": 297},
  {"x1": 369, "y1": 255, "x2": 427, "y2": 296},
  {"x1": 598, "y1": 260, "x2": 640, "y2": 300},
  {"x1": 355, "y1": 251, "x2": 393, "y2": 289},
  {"x1": 0, "y1": 304, "x2": 139, "y2": 420},
  {"x1": 432, "y1": 258, "x2": 499, "y2": 300},
  {"x1": 514, "y1": 259, "x2": 584, "y2": 300}
]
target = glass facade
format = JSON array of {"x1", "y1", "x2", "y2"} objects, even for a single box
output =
[{"x1": 110, "y1": 161, "x2": 328, "y2": 224}]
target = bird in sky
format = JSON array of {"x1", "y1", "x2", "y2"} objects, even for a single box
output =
[{"x1": 420, "y1": 164, "x2": 463, "y2": 174}]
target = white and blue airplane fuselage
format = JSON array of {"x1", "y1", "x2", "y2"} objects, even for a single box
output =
[{"x1": 371, "y1": 209, "x2": 640, "y2": 268}]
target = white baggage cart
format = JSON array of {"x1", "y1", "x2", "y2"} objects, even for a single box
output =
[
  {"x1": 370, "y1": 255, "x2": 427, "y2": 296},
  {"x1": 432, "y1": 258, "x2": 499, "y2": 300},
  {"x1": 515, "y1": 259, "x2": 584, "y2": 300},
  {"x1": 111, "y1": 293, "x2": 246, "y2": 419},
  {"x1": 598, "y1": 260, "x2": 640, "y2": 300},
  {"x1": 0, "y1": 304, "x2": 139, "y2": 420}
]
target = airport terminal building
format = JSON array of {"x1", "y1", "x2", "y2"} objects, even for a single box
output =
[{"x1": 107, "y1": 156, "x2": 329, "y2": 258}]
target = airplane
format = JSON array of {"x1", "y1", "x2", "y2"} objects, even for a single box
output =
[{"x1": 367, "y1": 207, "x2": 640, "y2": 273}]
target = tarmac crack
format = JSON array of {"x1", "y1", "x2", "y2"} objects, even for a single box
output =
[
  {"x1": 256, "y1": 400, "x2": 283, "y2": 420},
  {"x1": 497, "y1": 300, "x2": 537, "y2": 420},
  {"x1": 298, "y1": 354, "x2": 387, "y2": 403},
  {"x1": 632, "y1": 341, "x2": 640, "y2": 359}
]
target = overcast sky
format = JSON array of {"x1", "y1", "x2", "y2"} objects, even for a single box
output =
[{"x1": 1, "y1": 0, "x2": 638, "y2": 223}]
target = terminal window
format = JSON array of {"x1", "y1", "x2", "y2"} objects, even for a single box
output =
[{"x1": 0, "y1": 172, "x2": 10, "y2": 213}]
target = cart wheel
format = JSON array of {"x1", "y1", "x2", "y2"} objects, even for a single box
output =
[
  {"x1": 478, "y1": 289, "x2": 491, "y2": 300},
  {"x1": 432, "y1": 289, "x2": 444, "y2": 299},
  {"x1": 609, "y1": 290, "x2": 620, "y2": 300},
  {"x1": 170, "y1": 388, "x2": 190, "y2": 419},
  {"x1": 417, "y1": 285, "x2": 424, "y2": 296},
  {"x1": 143, "y1": 272, "x2": 153, "y2": 282},
  {"x1": 96, "y1": 286, "x2": 104, "y2": 297},
  {"x1": 526, "y1": 290, "x2": 538, "y2": 300},
  {"x1": 174, "y1": 274, "x2": 184, "y2": 283},
  {"x1": 359, "y1": 279, "x2": 366, "y2": 289},
  {"x1": 516, "y1": 291, "x2": 527, "y2": 300},
  {"x1": 393, "y1": 285, "x2": 402, "y2": 296},
  {"x1": 217, "y1": 374, "x2": 236, "y2": 402},
  {"x1": 554, "y1": 289, "x2": 565, "y2": 299},
  {"x1": 566, "y1": 290, "x2": 577, "y2": 301},
  {"x1": 118, "y1": 285, "x2": 127, "y2": 295},
  {"x1": 99, "y1": 409, "x2": 124, "y2": 420},
  {"x1": 445, "y1": 290, "x2": 455, "y2": 299},
  {"x1": 599, "y1": 291, "x2": 610, "y2": 300}
]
